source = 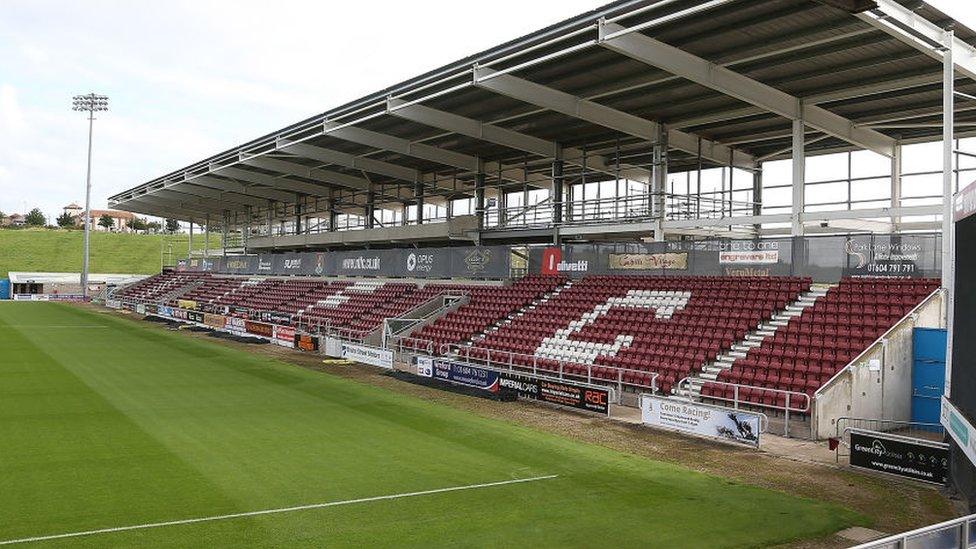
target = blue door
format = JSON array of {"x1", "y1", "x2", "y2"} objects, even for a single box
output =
[{"x1": 912, "y1": 328, "x2": 947, "y2": 427}]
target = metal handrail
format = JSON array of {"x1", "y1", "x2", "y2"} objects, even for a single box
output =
[
  {"x1": 435, "y1": 344, "x2": 659, "y2": 398},
  {"x1": 676, "y1": 376, "x2": 810, "y2": 437},
  {"x1": 849, "y1": 513, "x2": 975, "y2": 549}
]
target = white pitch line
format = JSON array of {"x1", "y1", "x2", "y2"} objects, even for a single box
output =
[{"x1": 0, "y1": 474, "x2": 558, "y2": 546}]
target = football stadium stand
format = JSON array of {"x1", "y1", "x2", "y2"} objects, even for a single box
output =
[
  {"x1": 97, "y1": 0, "x2": 976, "y2": 509},
  {"x1": 114, "y1": 269, "x2": 941, "y2": 412}
]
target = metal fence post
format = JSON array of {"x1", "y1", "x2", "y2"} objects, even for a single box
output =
[{"x1": 785, "y1": 393, "x2": 791, "y2": 438}]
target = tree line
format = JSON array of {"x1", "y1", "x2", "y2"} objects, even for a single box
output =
[{"x1": 1, "y1": 208, "x2": 182, "y2": 233}]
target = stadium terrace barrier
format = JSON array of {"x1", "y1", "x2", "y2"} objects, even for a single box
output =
[
  {"x1": 812, "y1": 288, "x2": 946, "y2": 440},
  {"x1": 525, "y1": 233, "x2": 942, "y2": 280},
  {"x1": 434, "y1": 344, "x2": 659, "y2": 400},
  {"x1": 849, "y1": 513, "x2": 976, "y2": 548},
  {"x1": 175, "y1": 233, "x2": 942, "y2": 283},
  {"x1": 180, "y1": 246, "x2": 512, "y2": 279},
  {"x1": 675, "y1": 377, "x2": 810, "y2": 438}
]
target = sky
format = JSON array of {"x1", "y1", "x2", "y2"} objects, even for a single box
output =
[{"x1": 0, "y1": 0, "x2": 974, "y2": 223}]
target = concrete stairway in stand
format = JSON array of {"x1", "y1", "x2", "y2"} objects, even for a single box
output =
[{"x1": 675, "y1": 283, "x2": 833, "y2": 398}]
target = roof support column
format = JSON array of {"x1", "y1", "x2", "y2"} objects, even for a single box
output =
[
  {"x1": 942, "y1": 29, "x2": 956, "y2": 398},
  {"x1": 891, "y1": 143, "x2": 903, "y2": 230},
  {"x1": 753, "y1": 168, "x2": 763, "y2": 235},
  {"x1": 266, "y1": 201, "x2": 273, "y2": 238},
  {"x1": 498, "y1": 175, "x2": 508, "y2": 228},
  {"x1": 243, "y1": 206, "x2": 250, "y2": 254},
  {"x1": 552, "y1": 152, "x2": 564, "y2": 226},
  {"x1": 222, "y1": 211, "x2": 229, "y2": 257},
  {"x1": 791, "y1": 114, "x2": 806, "y2": 236},
  {"x1": 415, "y1": 182, "x2": 425, "y2": 225},
  {"x1": 295, "y1": 194, "x2": 303, "y2": 235},
  {"x1": 652, "y1": 125, "x2": 667, "y2": 242},
  {"x1": 365, "y1": 184, "x2": 375, "y2": 230},
  {"x1": 327, "y1": 188, "x2": 336, "y2": 232},
  {"x1": 204, "y1": 214, "x2": 210, "y2": 259},
  {"x1": 188, "y1": 222, "x2": 194, "y2": 260},
  {"x1": 475, "y1": 173, "x2": 486, "y2": 230}
]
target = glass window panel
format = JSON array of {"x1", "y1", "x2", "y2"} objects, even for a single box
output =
[
  {"x1": 806, "y1": 181, "x2": 849, "y2": 207},
  {"x1": 902, "y1": 173, "x2": 942, "y2": 198},
  {"x1": 763, "y1": 187, "x2": 790, "y2": 207},
  {"x1": 851, "y1": 150, "x2": 890, "y2": 179},
  {"x1": 851, "y1": 177, "x2": 890, "y2": 201},
  {"x1": 807, "y1": 152, "x2": 849, "y2": 182},
  {"x1": 762, "y1": 159, "x2": 791, "y2": 187}
]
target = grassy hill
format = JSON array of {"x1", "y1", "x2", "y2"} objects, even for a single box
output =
[{"x1": 0, "y1": 228, "x2": 220, "y2": 278}]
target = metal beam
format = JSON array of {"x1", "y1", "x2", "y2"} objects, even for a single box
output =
[
  {"x1": 324, "y1": 121, "x2": 479, "y2": 173},
  {"x1": 276, "y1": 139, "x2": 420, "y2": 183},
  {"x1": 597, "y1": 20, "x2": 896, "y2": 158},
  {"x1": 675, "y1": 70, "x2": 944, "y2": 129},
  {"x1": 472, "y1": 66, "x2": 755, "y2": 169},
  {"x1": 153, "y1": 189, "x2": 246, "y2": 212},
  {"x1": 241, "y1": 156, "x2": 370, "y2": 191},
  {"x1": 189, "y1": 175, "x2": 295, "y2": 203},
  {"x1": 173, "y1": 183, "x2": 268, "y2": 208},
  {"x1": 242, "y1": 156, "x2": 414, "y2": 202},
  {"x1": 386, "y1": 98, "x2": 650, "y2": 183},
  {"x1": 387, "y1": 98, "x2": 556, "y2": 158},
  {"x1": 856, "y1": 0, "x2": 976, "y2": 83},
  {"x1": 321, "y1": 120, "x2": 546, "y2": 188},
  {"x1": 213, "y1": 166, "x2": 332, "y2": 197},
  {"x1": 121, "y1": 197, "x2": 215, "y2": 222}
]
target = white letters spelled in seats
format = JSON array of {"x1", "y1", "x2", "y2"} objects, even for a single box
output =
[{"x1": 533, "y1": 289, "x2": 691, "y2": 365}]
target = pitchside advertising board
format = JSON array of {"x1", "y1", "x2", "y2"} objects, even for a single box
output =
[
  {"x1": 639, "y1": 395, "x2": 761, "y2": 447},
  {"x1": 500, "y1": 374, "x2": 611, "y2": 415},
  {"x1": 341, "y1": 343, "x2": 393, "y2": 369},
  {"x1": 421, "y1": 359, "x2": 610, "y2": 415},
  {"x1": 849, "y1": 429, "x2": 949, "y2": 485}
]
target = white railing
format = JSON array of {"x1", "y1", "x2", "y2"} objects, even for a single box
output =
[
  {"x1": 850, "y1": 513, "x2": 975, "y2": 548},
  {"x1": 676, "y1": 377, "x2": 811, "y2": 437},
  {"x1": 432, "y1": 344, "x2": 659, "y2": 399},
  {"x1": 392, "y1": 336, "x2": 436, "y2": 356}
]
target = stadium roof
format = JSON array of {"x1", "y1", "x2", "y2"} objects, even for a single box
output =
[{"x1": 110, "y1": 0, "x2": 976, "y2": 226}]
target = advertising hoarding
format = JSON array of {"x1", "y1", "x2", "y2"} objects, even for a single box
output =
[
  {"x1": 849, "y1": 429, "x2": 949, "y2": 485},
  {"x1": 640, "y1": 395, "x2": 761, "y2": 447}
]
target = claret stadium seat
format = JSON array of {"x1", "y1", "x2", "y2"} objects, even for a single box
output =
[
  {"x1": 470, "y1": 275, "x2": 810, "y2": 393},
  {"x1": 701, "y1": 276, "x2": 940, "y2": 411}
]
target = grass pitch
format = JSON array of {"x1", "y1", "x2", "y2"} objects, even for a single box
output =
[{"x1": 0, "y1": 303, "x2": 864, "y2": 547}]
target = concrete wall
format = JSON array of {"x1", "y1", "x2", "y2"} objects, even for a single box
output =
[{"x1": 813, "y1": 290, "x2": 945, "y2": 439}]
